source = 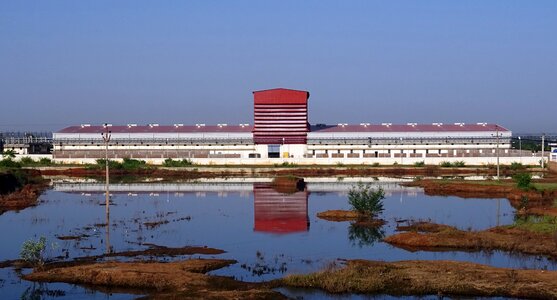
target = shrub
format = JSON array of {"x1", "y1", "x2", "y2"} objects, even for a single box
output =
[
  {"x1": 348, "y1": 182, "x2": 385, "y2": 216},
  {"x1": 121, "y1": 158, "x2": 147, "y2": 170},
  {"x1": 440, "y1": 161, "x2": 452, "y2": 167},
  {"x1": 19, "y1": 157, "x2": 36, "y2": 166},
  {"x1": 513, "y1": 173, "x2": 532, "y2": 190},
  {"x1": 510, "y1": 162, "x2": 525, "y2": 171},
  {"x1": 38, "y1": 158, "x2": 53, "y2": 165},
  {"x1": 453, "y1": 161, "x2": 465, "y2": 167},
  {"x1": 439, "y1": 161, "x2": 465, "y2": 167},
  {"x1": 20, "y1": 237, "x2": 47, "y2": 268},
  {"x1": 95, "y1": 159, "x2": 123, "y2": 170},
  {"x1": 162, "y1": 158, "x2": 193, "y2": 167},
  {"x1": 0, "y1": 158, "x2": 21, "y2": 168},
  {"x1": 414, "y1": 161, "x2": 425, "y2": 167}
]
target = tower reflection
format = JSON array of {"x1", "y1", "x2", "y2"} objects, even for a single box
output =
[{"x1": 253, "y1": 183, "x2": 309, "y2": 234}]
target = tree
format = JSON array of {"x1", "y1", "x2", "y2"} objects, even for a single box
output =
[{"x1": 348, "y1": 182, "x2": 385, "y2": 217}]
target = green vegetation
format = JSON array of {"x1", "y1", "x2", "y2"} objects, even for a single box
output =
[
  {"x1": 0, "y1": 156, "x2": 56, "y2": 170},
  {"x1": 93, "y1": 158, "x2": 148, "y2": 170},
  {"x1": 162, "y1": 158, "x2": 194, "y2": 167},
  {"x1": 512, "y1": 173, "x2": 532, "y2": 190},
  {"x1": 273, "y1": 162, "x2": 298, "y2": 168},
  {"x1": 532, "y1": 183, "x2": 557, "y2": 192},
  {"x1": 0, "y1": 158, "x2": 21, "y2": 169},
  {"x1": 509, "y1": 162, "x2": 526, "y2": 171},
  {"x1": 348, "y1": 182, "x2": 385, "y2": 217},
  {"x1": 413, "y1": 161, "x2": 425, "y2": 167},
  {"x1": 20, "y1": 236, "x2": 47, "y2": 268},
  {"x1": 512, "y1": 215, "x2": 557, "y2": 234},
  {"x1": 440, "y1": 161, "x2": 465, "y2": 167},
  {"x1": 18, "y1": 157, "x2": 54, "y2": 167},
  {"x1": 2, "y1": 149, "x2": 16, "y2": 159}
]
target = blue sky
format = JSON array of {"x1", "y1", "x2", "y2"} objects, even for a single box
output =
[{"x1": 1, "y1": 1, "x2": 555, "y2": 133}]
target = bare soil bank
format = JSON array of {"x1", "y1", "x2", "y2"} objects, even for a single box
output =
[
  {"x1": 36, "y1": 165, "x2": 533, "y2": 179},
  {"x1": 271, "y1": 176, "x2": 306, "y2": 193},
  {"x1": 25, "y1": 259, "x2": 285, "y2": 299},
  {"x1": 384, "y1": 222, "x2": 557, "y2": 258},
  {"x1": 404, "y1": 179, "x2": 557, "y2": 209},
  {"x1": 280, "y1": 259, "x2": 557, "y2": 299},
  {"x1": 316, "y1": 210, "x2": 385, "y2": 227},
  {"x1": 0, "y1": 170, "x2": 48, "y2": 214}
]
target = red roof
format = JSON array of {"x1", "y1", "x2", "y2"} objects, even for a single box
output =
[
  {"x1": 253, "y1": 88, "x2": 310, "y2": 104},
  {"x1": 56, "y1": 125, "x2": 253, "y2": 134},
  {"x1": 310, "y1": 123, "x2": 509, "y2": 133}
]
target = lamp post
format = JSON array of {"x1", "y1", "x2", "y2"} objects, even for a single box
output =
[
  {"x1": 101, "y1": 124, "x2": 111, "y2": 254},
  {"x1": 491, "y1": 126, "x2": 500, "y2": 180},
  {"x1": 101, "y1": 125, "x2": 111, "y2": 213},
  {"x1": 518, "y1": 136, "x2": 522, "y2": 164},
  {"x1": 542, "y1": 133, "x2": 545, "y2": 169}
]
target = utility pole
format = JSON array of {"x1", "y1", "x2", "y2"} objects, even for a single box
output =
[
  {"x1": 542, "y1": 133, "x2": 545, "y2": 169},
  {"x1": 518, "y1": 136, "x2": 522, "y2": 164},
  {"x1": 102, "y1": 124, "x2": 111, "y2": 213},
  {"x1": 101, "y1": 124, "x2": 111, "y2": 254},
  {"x1": 496, "y1": 125, "x2": 500, "y2": 180}
]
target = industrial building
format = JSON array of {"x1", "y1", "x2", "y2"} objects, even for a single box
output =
[{"x1": 52, "y1": 88, "x2": 539, "y2": 165}]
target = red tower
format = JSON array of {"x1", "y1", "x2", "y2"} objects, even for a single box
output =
[{"x1": 253, "y1": 88, "x2": 309, "y2": 144}]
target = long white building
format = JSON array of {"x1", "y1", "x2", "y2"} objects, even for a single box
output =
[{"x1": 52, "y1": 88, "x2": 539, "y2": 165}]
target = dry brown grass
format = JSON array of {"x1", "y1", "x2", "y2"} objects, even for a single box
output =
[
  {"x1": 385, "y1": 222, "x2": 557, "y2": 257},
  {"x1": 282, "y1": 259, "x2": 557, "y2": 298},
  {"x1": 25, "y1": 259, "x2": 285, "y2": 299}
]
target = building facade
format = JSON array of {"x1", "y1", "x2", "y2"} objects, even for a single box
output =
[{"x1": 52, "y1": 88, "x2": 539, "y2": 165}]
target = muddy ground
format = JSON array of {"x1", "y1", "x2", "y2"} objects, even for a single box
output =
[
  {"x1": 0, "y1": 170, "x2": 48, "y2": 214},
  {"x1": 384, "y1": 221, "x2": 557, "y2": 258},
  {"x1": 24, "y1": 259, "x2": 284, "y2": 299},
  {"x1": 280, "y1": 259, "x2": 557, "y2": 299},
  {"x1": 36, "y1": 165, "x2": 535, "y2": 179},
  {"x1": 404, "y1": 178, "x2": 557, "y2": 211}
]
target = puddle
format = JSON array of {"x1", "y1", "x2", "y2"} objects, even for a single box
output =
[{"x1": 1, "y1": 177, "x2": 554, "y2": 299}]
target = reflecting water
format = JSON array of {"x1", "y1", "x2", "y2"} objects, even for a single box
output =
[{"x1": 0, "y1": 177, "x2": 553, "y2": 299}]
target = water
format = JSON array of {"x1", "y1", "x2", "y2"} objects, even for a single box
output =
[{"x1": 0, "y1": 177, "x2": 553, "y2": 299}]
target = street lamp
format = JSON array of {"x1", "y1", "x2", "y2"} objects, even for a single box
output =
[
  {"x1": 491, "y1": 126, "x2": 500, "y2": 180},
  {"x1": 518, "y1": 136, "x2": 522, "y2": 164},
  {"x1": 542, "y1": 133, "x2": 546, "y2": 169},
  {"x1": 101, "y1": 124, "x2": 111, "y2": 254}
]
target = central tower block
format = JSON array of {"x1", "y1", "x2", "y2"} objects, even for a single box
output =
[{"x1": 252, "y1": 88, "x2": 310, "y2": 144}]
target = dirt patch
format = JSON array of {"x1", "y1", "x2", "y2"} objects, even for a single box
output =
[
  {"x1": 280, "y1": 259, "x2": 557, "y2": 298},
  {"x1": 317, "y1": 210, "x2": 362, "y2": 221},
  {"x1": 405, "y1": 179, "x2": 557, "y2": 209},
  {"x1": 56, "y1": 234, "x2": 89, "y2": 241},
  {"x1": 0, "y1": 183, "x2": 48, "y2": 214},
  {"x1": 24, "y1": 259, "x2": 285, "y2": 299},
  {"x1": 316, "y1": 210, "x2": 385, "y2": 226},
  {"x1": 271, "y1": 176, "x2": 305, "y2": 193},
  {"x1": 384, "y1": 222, "x2": 557, "y2": 257},
  {"x1": 76, "y1": 245, "x2": 226, "y2": 261},
  {"x1": 38, "y1": 165, "x2": 514, "y2": 180}
]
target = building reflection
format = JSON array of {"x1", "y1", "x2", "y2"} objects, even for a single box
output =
[{"x1": 253, "y1": 183, "x2": 309, "y2": 234}]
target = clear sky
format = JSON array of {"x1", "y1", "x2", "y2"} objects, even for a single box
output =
[{"x1": 1, "y1": 1, "x2": 555, "y2": 133}]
